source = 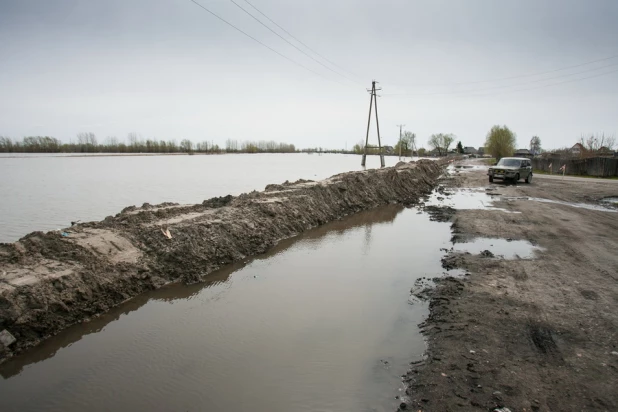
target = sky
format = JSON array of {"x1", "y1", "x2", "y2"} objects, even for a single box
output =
[{"x1": 1, "y1": 0, "x2": 617, "y2": 151}]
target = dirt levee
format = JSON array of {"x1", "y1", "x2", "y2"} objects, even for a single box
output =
[{"x1": 0, "y1": 160, "x2": 445, "y2": 362}]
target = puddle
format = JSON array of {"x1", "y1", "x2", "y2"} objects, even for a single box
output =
[
  {"x1": 0, "y1": 205, "x2": 455, "y2": 412},
  {"x1": 600, "y1": 197, "x2": 618, "y2": 207},
  {"x1": 453, "y1": 237, "x2": 542, "y2": 259},
  {"x1": 447, "y1": 164, "x2": 488, "y2": 174},
  {"x1": 503, "y1": 196, "x2": 617, "y2": 213},
  {"x1": 425, "y1": 188, "x2": 515, "y2": 213}
]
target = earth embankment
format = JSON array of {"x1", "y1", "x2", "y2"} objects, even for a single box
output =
[{"x1": 0, "y1": 159, "x2": 445, "y2": 362}]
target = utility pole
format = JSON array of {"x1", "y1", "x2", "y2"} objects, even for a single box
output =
[
  {"x1": 396, "y1": 124, "x2": 405, "y2": 160},
  {"x1": 361, "y1": 80, "x2": 384, "y2": 168}
]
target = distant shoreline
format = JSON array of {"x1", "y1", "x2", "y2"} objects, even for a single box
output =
[
  {"x1": 0, "y1": 152, "x2": 418, "y2": 159},
  {"x1": 0, "y1": 152, "x2": 347, "y2": 159}
]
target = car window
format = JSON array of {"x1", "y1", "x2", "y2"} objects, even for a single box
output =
[{"x1": 497, "y1": 158, "x2": 521, "y2": 167}]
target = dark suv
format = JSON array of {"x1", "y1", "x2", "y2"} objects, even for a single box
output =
[{"x1": 488, "y1": 157, "x2": 533, "y2": 183}]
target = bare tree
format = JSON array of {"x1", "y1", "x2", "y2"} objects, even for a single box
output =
[
  {"x1": 580, "y1": 133, "x2": 616, "y2": 152},
  {"x1": 127, "y1": 132, "x2": 139, "y2": 148},
  {"x1": 530, "y1": 136, "x2": 541, "y2": 155},
  {"x1": 180, "y1": 139, "x2": 194, "y2": 152},
  {"x1": 428, "y1": 133, "x2": 455, "y2": 156}
]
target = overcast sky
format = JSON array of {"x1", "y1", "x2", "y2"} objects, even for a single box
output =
[{"x1": 1, "y1": 0, "x2": 617, "y2": 150}]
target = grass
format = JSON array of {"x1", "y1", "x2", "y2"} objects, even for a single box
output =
[
  {"x1": 480, "y1": 158, "x2": 496, "y2": 165},
  {"x1": 533, "y1": 169, "x2": 618, "y2": 180}
]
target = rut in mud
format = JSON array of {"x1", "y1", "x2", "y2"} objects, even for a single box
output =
[{"x1": 0, "y1": 159, "x2": 445, "y2": 362}]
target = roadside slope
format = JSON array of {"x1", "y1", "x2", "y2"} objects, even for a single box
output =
[{"x1": 0, "y1": 160, "x2": 445, "y2": 362}]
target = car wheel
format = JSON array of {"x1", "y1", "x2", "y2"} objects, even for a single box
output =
[
  {"x1": 525, "y1": 173, "x2": 532, "y2": 184},
  {"x1": 489, "y1": 176, "x2": 494, "y2": 183}
]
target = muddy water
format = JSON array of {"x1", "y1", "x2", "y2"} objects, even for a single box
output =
[
  {"x1": 0, "y1": 153, "x2": 417, "y2": 243},
  {"x1": 453, "y1": 238, "x2": 542, "y2": 259},
  {"x1": 0, "y1": 205, "x2": 454, "y2": 412}
]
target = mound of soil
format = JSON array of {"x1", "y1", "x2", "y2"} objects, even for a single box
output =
[{"x1": 0, "y1": 160, "x2": 446, "y2": 362}]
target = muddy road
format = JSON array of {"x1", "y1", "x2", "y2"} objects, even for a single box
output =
[
  {"x1": 0, "y1": 160, "x2": 444, "y2": 362},
  {"x1": 405, "y1": 162, "x2": 618, "y2": 411}
]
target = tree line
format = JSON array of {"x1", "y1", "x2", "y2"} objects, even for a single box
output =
[{"x1": 0, "y1": 133, "x2": 296, "y2": 154}]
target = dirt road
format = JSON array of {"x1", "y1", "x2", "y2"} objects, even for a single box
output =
[{"x1": 405, "y1": 163, "x2": 618, "y2": 411}]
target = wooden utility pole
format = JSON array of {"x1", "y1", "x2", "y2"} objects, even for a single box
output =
[
  {"x1": 361, "y1": 80, "x2": 385, "y2": 168},
  {"x1": 396, "y1": 124, "x2": 405, "y2": 159}
]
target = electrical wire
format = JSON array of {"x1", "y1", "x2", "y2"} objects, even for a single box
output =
[
  {"x1": 241, "y1": 0, "x2": 362, "y2": 81},
  {"x1": 383, "y1": 61, "x2": 618, "y2": 98},
  {"x1": 466, "y1": 66, "x2": 618, "y2": 98},
  {"x1": 385, "y1": 53, "x2": 618, "y2": 93},
  {"x1": 228, "y1": 0, "x2": 360, "y2": 85},
  {"x1": 187, "y1": 0, "x2": 346, "y2": 85}
]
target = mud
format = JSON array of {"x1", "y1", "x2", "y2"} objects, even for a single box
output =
[
  {"x1": 0, "y1": 159, "x2": 445, "y2": 362},
  {"x1": 402, "y1": 162, "x2": 618, "y2": 411}
]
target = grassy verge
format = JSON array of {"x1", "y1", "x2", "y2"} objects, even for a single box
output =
[
  {"x1": 479, "y1": 158, "x2": 496, "y2": 165},
  {"x1": 533, "y1": 169, "x2": 618, "y2": 180}
]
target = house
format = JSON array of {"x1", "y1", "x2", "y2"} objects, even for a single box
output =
[
  {"x1": 463, "y1": 147, "x2": 478, "y2": 155},
  {"x1": 597, "y1": 146, "x2": 613, "y2": 155},
  {"x1": 383, "y1": 145, "x2": 394, "y2": 155},
  {"x1": 513, "y1": 148, "x2": 531, "y2": 158},
  {"x1": 570, "y1": 143, "x2": 586, "y2": 155},
  {"x1": 477, "y1": 147, "x2": 485, "y2": 156}
]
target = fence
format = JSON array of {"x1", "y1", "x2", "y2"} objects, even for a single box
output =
[{"x1": 532, "y1": 156, "x2": 618, "y2": 177}]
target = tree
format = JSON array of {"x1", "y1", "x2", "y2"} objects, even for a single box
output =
[
  {"x1": 529, "y1": 136, "x2": 541, "y2": 155},
  {"x1": 417, "y1": 147, "x2": 426, "y2": 156},
  {"x1": 579, "y1": 133, "x2": 616, "y2": 152},
  {"x1": 180, "y1": 139, "x2": 193, "y2": 152},
  {"x1": 485, "y1": 125, "x2": 516, "y2": 160},
  {"x1": 428, "y1": 133, "x2": 455, "y2": 156},
  {"x1": 352, "y1": 140, "x2": 364, "y2": 154},
  {"x1": 76, "y1": 132, "x2": 97, "y2": 152},
  {"x1": 456, "y1": 141, "x2": 464, "y2": 154},
  {"x1": 403, "y1": 131, "x2": 415, "y2": 155},
  {"x1": 394, "y1": 131, "x2": 415, "y2": 156}
]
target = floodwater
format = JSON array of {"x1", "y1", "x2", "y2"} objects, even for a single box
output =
[
  {"x1": 0, "y1": 153, "x2": 415, "y2": 243},
  {"x1": 453, "y1": 237, "x2": 542, "y2": 259},
  {"x1": 0, "y1": 205, "x2": 456, "y2": 412},
  {"x1": 502, "y1": 196, "x2": 617, "y2": 213},
  {"x1": 425, "y1": 187, "x2": 517, "y2": 213}
]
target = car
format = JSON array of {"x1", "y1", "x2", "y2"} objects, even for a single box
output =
[{"x1": 487, "y1": 157, "x2": 533, "y2": 184}]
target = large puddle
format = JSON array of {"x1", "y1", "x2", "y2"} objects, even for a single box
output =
[
  {"x1": 453, "y1": 238, "x2": 542, "y2": 259},
  {"x1": 425, "y1": 187, "x2": 516, "y2": 213},
  {"x1": 0, "y1": 205, "x2": 455, "y2": 412},
  {"x1": 503, "y1": 196, "x2": 617, "y2": 213}
]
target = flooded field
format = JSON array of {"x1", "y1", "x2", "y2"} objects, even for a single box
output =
[
  {"x1": 0, "y1": 204, "x2": 455, "y2": 412},
  {"x1": 0, "y1": 153, "x2": 415, "y2": 243}
]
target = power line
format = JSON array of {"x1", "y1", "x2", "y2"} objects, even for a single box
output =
[
  {"x1": 383, "y1": 53, "x2": 618, "y2": 95},
  {"x1": 187, "y1": 0, "x2": 344, "y2": 84},
  {"x1": 228, "y1": 0, "x2": 359, "y2": 85},
  {"x1": 384, "y1": 60, "x2": 618, "y2": 98},
  {"x1": 241, "y1": 0, "x2": 362, "y2": 81},
  {"x1": 449, "y1": 53, "x2": 618, "y2": 86},
  {"x1": 467, "y1": 66, "x2": 618, "y2": 98}
]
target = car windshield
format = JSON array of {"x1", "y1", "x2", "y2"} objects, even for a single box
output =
[{"x1": 497, "y1": 158, "x2": 521, "y2": 167}]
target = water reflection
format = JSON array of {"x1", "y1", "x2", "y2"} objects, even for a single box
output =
[
  {"x1": 0, "y1": 204, "x2": 451, "y2": 412},
  {"x1": 0, "y1": 206, "x2": 402, "y2": 379}
]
